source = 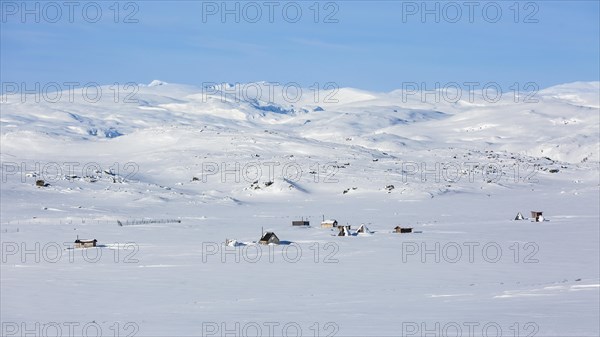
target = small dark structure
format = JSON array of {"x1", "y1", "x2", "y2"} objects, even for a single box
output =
[
  {"x1": 338, "y1": 225, "x2": 352, "y2": 236},
  {"x1": 35, "y1": 179, "x2": 47, "y2": 187},
  {"x1": 356, "y1": 224, "x2": 372, "y2": 234},
  {"x1": 394, "y1": 226, "x2": 413, "y2": 233},
  {"x1": 321, "y1": 219, "x2": 338, "y2": 228},
  {"x1": 515, "y1": 212, "x2": 525, "y2": 220},
  {"x1": 531, "y1": 211, "x2": 544, "y2": 222},
  {"x1": 259, "y1": 232, "x2": 280, "y2": 245},
  {"x1": 74, "y1": 238, "x2": 97, "y2": 248},
  {"x1": 292, "y1": 220, "x2": 310, "y2": 227}
]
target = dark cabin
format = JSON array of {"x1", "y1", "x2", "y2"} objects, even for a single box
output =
[
  {"x1": 259, "y1": 232, "x2": 280, "y2": 245},
  {"x1": 394, "y1": 226, "x2": 412, "y2": 233},
  {"x1": 74, "y1": 239, "x2": 97, "y2": 248},
  {"x1": 292, "y1": 220, "x2": 310, "y2": 227}
]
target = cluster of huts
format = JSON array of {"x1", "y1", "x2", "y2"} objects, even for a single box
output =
[
  {"x1": 77, "y1": 211, "x2": 548, "y2": 249},
  {"x1": 295, "y1": 218, "x2": 413, "y2": 236},
  {"x1": 255, "y1": 218, "x2": 414, "y2": 245},
  {"x1": 258, "y1": 210, "x2": 547, "y2": 245}
]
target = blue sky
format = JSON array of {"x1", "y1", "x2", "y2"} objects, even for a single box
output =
[{"x1": 1, "y1": 0, "x2": 599, "y2": 91}]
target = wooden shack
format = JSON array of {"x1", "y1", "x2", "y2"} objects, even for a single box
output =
[
  {"x1": 259, "y1": 232, "x2": 280, "y2": 245},
  {"x1": 531, "y1": 211, "x2": 544, "y2": 222},
  {"x1": 292, "y1": 220, "x2": 310, "y2": 226},
  {"x1": 394, "y1": 226, "x2": 412, "y2": 233},
  {"x1": 74, "y1": 238, "x2": 97, "y2": 248},
  {"x1": 321, "y1": 219, "x2": 338, "y2": 228}
]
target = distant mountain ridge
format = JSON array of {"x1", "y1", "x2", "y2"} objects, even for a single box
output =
[{"x1": 1, "y1": 81, "x2": 598, "y2": 164}]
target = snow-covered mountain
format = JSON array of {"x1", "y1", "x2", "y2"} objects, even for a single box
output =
[
  {"x1": 2, "y1": 81, "x2": 598, "y2": 162},
  {"x1": 1, "y1": 81, "x2": 598, "y2": 336}
]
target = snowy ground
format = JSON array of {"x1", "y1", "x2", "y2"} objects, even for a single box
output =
[{"x1": 1, "y1": 81, "x2": 599, "y2": 336}]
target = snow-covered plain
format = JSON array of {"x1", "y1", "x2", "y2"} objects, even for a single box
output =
[{"x1": 1, "y1": 81, "x2": 599, "y2": 336}]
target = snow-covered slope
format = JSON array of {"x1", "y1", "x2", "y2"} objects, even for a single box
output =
[
  {"x1": 2, "y1": 81, "x2": 598, "y2": 162},
  {"x1": 1, "y1": 81, "x2": 598, "y2": 336}
]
